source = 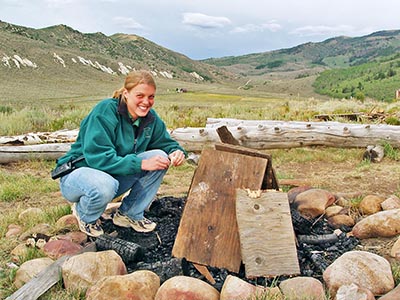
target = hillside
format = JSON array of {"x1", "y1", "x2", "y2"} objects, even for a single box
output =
[
  {"x1": 203, "y1": 30, "x2": 400, "y2": 76},
  {"x1": 2, "y1": 20, "x2": 400, "y2": 103},
  {"x1": 313, "y1": 54, "x2": 400, "y2": 102},
  {"x1": 0, "y1": 20, "x2": 238, "y2": 104},
  {"x1": 202, "y1": 30, "x2": 400, "y2": 101}
]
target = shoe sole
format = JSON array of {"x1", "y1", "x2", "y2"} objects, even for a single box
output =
[
  {"x1": 130, "y1": 221, "x2": 157, "y2": 233},
  {"x1": 72, "y1": 203, "x2": 103, "y2": 237},
  {"x1": 112, "y1": 218, "x2": 131, "y2": 228},
  {"x1": 113, "y1": 214, "x2": 156, "y2": 232}
]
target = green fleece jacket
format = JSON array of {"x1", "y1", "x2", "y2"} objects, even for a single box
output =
[{"x1": 55, "y1": 98, "x2": 186, "y2": 175}]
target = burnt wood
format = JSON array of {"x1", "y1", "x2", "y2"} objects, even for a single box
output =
[
  {"x1": 297, "y1": 233, "x2": 339, "y2": 245},
  {"x1": 95, "y1": 234, "x2": 144, "y2": 264}
]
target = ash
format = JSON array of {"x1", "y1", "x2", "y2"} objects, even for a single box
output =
[{"x1": 101, "y1": 196, "x2": 359, "y2": 290}]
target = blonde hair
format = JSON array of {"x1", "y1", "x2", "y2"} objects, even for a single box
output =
[{"x1": 112, "y1": 70, "x2": 156, "y2": 100}]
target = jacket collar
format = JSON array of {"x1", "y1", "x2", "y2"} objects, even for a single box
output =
[{"x1": 117, "y1": 98, "x2": 155, "y2": 130}]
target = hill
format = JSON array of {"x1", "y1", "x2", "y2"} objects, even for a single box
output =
[
  {"x1": 202, "y1": 30, "x2": 400, "y2": 101},
  {"x1": 0, "y1": 20, "x2": 238, "y2": 104},
  {"x1": 2, "y1": 20, "x2": 400, "y2": 102},
  {"x1": 203, "y1": 30, "x2": 400, "y2": 75},
  {"x1": 313, "y1": 54, "x2": 400, "y2": 102}
]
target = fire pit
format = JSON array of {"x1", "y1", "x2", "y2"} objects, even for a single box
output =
[{"x1": 101, "y1": 196, "x2": 360, "y2": 290}]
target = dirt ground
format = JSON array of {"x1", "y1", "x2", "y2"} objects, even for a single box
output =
[
  {"x1": 275, "y1": 159, "x2": 400, "y2": 198},
  {"x1": 1, "y1": 155, "x2": 399, "y2": 262},
  {"x1": 274, "y1": 158, "x2": 400, "y2": 261}
]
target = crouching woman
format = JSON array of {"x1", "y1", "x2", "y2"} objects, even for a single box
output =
[{"x1": 54, "y1": 70, "x2": 186, "y2": 237}]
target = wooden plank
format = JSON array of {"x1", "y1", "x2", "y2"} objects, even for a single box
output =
[
  {"x1": 235, "y1": 189, "x2": 300, "y2": 278},
  {"x1": 192, "y1": 263, "x2": 216, "y2": 285},
  {"x1": 6, "y1": 256, "x2": 70, "y2": 300},
  {"x1": 214, "y1": 143, "x2": 279, "y2": 190},
  {"x1": 172, "y1": 148, "x2": 267, "y2": 272}
]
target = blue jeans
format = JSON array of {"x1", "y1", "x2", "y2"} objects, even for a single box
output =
[{"x1": 59, "y1": 150, "x2": 168, "y2": 224}]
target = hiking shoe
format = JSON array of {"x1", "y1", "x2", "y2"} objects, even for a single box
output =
[
  {"x1": 113, "y1": 210, "x2": 156, "y2": 233},
  {"x1": 71, "y1": 203, "x2": 104, "y2": 237}
]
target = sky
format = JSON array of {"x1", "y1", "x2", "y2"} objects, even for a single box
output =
[{"x1": 1, "y1": 0, "x2": 400, "y2": 60}]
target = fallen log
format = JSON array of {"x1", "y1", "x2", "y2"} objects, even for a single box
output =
[
  {"x1": 0, "y1": 143, "x2": 71, "y2": 163},
  {"x1": 1, "y1": 118, "x2": 400, "y2": 163},
  {"x1": 204, "y1": 118, "x2": 400, "y2": 149},
  {"x1": 0, "y1": 129, "x2": 78, "y2": 145}
]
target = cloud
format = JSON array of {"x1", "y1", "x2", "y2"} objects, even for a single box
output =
[
  {"x1": 1, "y1": 0, "x2": 22, "y2": 6},
  {"x1": 112, "y1": 16, "x2": 144, "y2": 30},
  {"x1": 44, "y1": 0, "x2": 77, "y2": 5},
  {"x1": 231, "y1": 21, "x2": 282, "y2": 33},
  {"x1": 182, "y1": 13, "x2": 231, "y2": 29},
  {"x1": 290, "y1": 24, "x2": 355, "y2": 37}
]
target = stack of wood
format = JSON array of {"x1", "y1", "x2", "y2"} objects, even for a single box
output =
[{"x1": 172, "y1": 144, "x2": 300, "y2": 280}]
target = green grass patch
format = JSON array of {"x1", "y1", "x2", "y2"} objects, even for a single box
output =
[
  {"x1": 392, "y1": 261, "x2": 400, "y2": 285},
  {"x1": 0, "y1": 171, "x2": 57, "y2": 202}
]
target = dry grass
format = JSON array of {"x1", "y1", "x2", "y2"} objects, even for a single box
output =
[{"x1": 1, "y1": 83, "x2": 400, "y2": 299}]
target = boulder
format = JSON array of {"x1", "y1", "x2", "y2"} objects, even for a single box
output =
[
  {"x1": 294, "y1": 188, "x2": 336, "y2": 219},
  {"x1": 336, "y1": 283, "x2": 375, "y2": 300},
  {"x1": 14, "y1": 257, "x2": 54, "y2": 288},
  {"x1": 323, "y1": 250, "x2": 394, "y2": 296},
  {"x1": 10, "y1": 244, "x2": 30, "y2": 263},
  {"x1": 359, "y1": 195, "x2": 384, "y2": 215},
  {"x1": 287, "y1": 186, "x2": 313, "y2": 204},
  {"x1": 155, "y1": 275, "x2": 219, "y2": 300},
  {"x1": 6, "y1": 224, "x2": 23, "y2": 238},
  {"x1": 378, "y1": 283, "x2": 400, "y2": 300},
  {"x1": 325, "y1": 205, "x2": 344, "y2": 218},
  {"x1": 327, "y1": 214, "x2": 355, "y2": 229},
  {"x1": 86, "y1": 270, "x2": 159, "y2": 300},
  {"x1": 220, "y1": 275, "x2": 281, "y2": 300},
  {"x1": 381, "y1": 195, "x2": 400, "y2": 211},
  {"x1": 390, "y1": 236, "x2": 400, "y2": 258},
  {"x1": 55, "y1": 214, "x2": 78, "y2": 227},
  {"x1": 62, "y1": 250, "x2": 127, "y2": 293},
  {"x1": 352, "y1": 209, "x2": 400, "y2": 239},
  {"x1": 279, "y1": 276, "x2": 325, "y2": 300},
  {"x1": 18, "y1": 207, "x2": 44, "y2": 221},
  {"x1": 43, "y1": 239, "x2": 83, "y2": 259}
]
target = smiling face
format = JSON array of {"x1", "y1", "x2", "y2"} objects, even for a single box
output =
[{"x1": 123, "y1": 83, "x2": 155, "y2": 120}]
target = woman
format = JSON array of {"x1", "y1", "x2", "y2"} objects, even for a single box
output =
[{"x1": 54, "y1": 70, "x2": 186, "y2": 237}]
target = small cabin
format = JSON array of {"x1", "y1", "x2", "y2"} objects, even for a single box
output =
[{"x1": 396, "y1": 89, "x2": 400, "y2": 99}]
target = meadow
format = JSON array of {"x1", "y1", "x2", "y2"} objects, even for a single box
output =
[{"x1": 1, "y1": 78, "x2": 400, "y2": 299}]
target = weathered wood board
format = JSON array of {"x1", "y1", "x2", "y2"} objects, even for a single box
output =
[
  {"x1": 236, "y1": 189, "x2": 300, "y2": 278},
  {"x1": 6, "y1": 242, "x2": 96, "y2": 300},
  {"x1": 172, "y1": 148, "x2": 268, "y2": 272},
  {"x1": 214, "y1": 143, "x2": 279, "y2": 190}
]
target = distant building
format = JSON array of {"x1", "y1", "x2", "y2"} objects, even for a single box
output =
[{"x1": 396, "y1": 89, "x2": 400, "y2": 99}]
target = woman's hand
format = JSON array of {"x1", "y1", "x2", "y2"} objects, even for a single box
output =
[
  {"x1": 141, "y1": 155, "x2": 171, "y2": 170},
  {"x1": 168, "y1": 150, "x2": 185, "y2": 167}
]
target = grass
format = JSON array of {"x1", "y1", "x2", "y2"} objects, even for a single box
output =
[
  {"x1": 392, "y1": 262, "x2": 400, "y2": 285},
  {"x1": 1, "y1": 81, "x2": 400, "y2": 299},
  {"x1": 0, "y1": 160, "x2": 59, "y2": 203}
]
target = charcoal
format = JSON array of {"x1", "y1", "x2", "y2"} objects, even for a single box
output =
[
  {"x1": 135, "y1": 258, "x2": 183, "y2": 283},
  {"x1": 99, "y1": 196, "x2": 359, "y2": 290},
  {"x1": 95, "y1": 234, "x2": 144, "y2": 264}
]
